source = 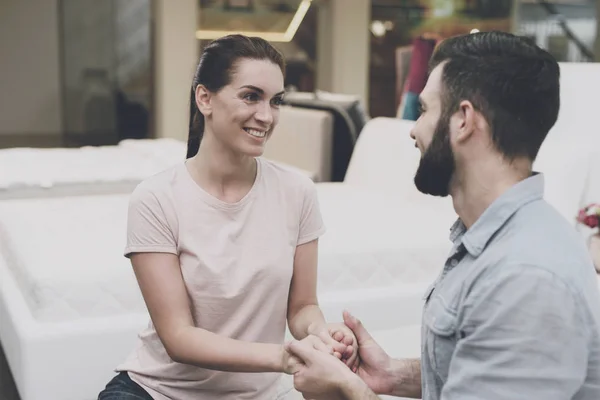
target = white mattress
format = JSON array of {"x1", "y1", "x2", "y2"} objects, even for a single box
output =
[
  {"x1": 0, "y1": 184, "x2": 454, "y2": 324},
  {"x1": 0, "y1": 195, "x2": 147, "y2": 322},
  {"x1": 316, "y1": 183, "x2": 455, "y2": 290},
  {"x1": 0, "y1": 139, "x2": 322, "y2": 200},
  {"x1": 0, "y1": 139, "x2": 186, "y2": 199}
]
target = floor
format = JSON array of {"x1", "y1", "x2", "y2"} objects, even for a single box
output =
[{"x1": 0, "y1": 342, "x2": 19, "y2": 400}]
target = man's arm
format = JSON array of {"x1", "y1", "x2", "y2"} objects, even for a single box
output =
[
  {"x1": 441, "y1": 265, "x2": 590, "y2": 400},
  {"x1": 341, "y1": 312, "x2": 422, "y2": 398},
  {"x1": 340, "y1": 358, "x2": 421, "y2": 399},
  {"x1": 339, "y1": 375, "x2": 380, "y2": 400},
  {"x1": 386, "y1": 358, "x2": 422, "y2": 398}
]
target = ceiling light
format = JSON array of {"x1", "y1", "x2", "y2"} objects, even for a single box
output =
[{"x1": 196, "y1": 0, "x2": 312, "y2": 42}]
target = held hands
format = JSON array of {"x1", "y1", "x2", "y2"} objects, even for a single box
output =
[
  {"x1": 282, "y1": 333, "x2": 343, "y2": 375},
  {"x1": 284, "y1": 338, "x2": 360, "y2": 400},
  {"x1": 308, "y1": 321, "x2": 359, "y2": 371},
  {"x1": 285, "y1": 311, "x2": 395, "y2": 399},
  {"x1": 341, "y1": 311, "x2": 395, "y2": 395}
]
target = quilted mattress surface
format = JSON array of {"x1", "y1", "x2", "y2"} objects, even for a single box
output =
[
  {"x1": 315, "y1": 183, "x2": 455, "y2": 292},
  {"x1": 0, "y1": 195, "x2": 147, "y2": 322},
  {"x1": 0, "y1": 185, "x2": 454, "y2": 323},
  {"x1": 0, "y1": 139, "x2": 186, "y2": 196}
]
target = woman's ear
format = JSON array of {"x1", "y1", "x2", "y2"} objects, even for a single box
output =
[{"x1": 195, "y1": 84, "x2": 212, "y2": 117}]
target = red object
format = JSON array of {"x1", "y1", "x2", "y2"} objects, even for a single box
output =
[
  {"x1": 406, "y1": 37, "x2": 438, "y2": 94},
  {"x1": 577, "y1": 203, "x2": 600, "y2": 229},
  {"x1": 584, "y1": 215, "x2": 599, "y2": 228}
]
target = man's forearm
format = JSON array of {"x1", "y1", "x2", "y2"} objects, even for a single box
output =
[
  {"x1": 387, "y1": 358, "x2": 422, "y2": 398},
  {"x1": 340, "y1": 374, "x2": 380, "y2": 400},
  {"x1": 339, "y1": 358, "x2": 421, "y2": 400}
]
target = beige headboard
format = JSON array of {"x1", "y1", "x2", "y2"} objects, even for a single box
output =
[{"x1": 263, "y1": 105, "x2": 334, "y2": 182}]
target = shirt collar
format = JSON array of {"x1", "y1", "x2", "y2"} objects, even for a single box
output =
[{"x1": 449, "y1": 173, "x2": 545, "y2": 257}]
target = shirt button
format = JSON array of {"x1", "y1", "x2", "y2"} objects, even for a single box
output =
[{"x1": 450, "y1": 259, "x2": 459, "y2": 267}]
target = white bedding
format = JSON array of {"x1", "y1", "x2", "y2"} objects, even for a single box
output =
[
  {"x1": 0, "y1": 139, "x2": 186, "y2": 198},
  {"x1": 316, "y1": 183, "x2": 455, "y2": 291},
  {"x1": 0, "y1": 140, "x2": 321, "y2": 199},
  {"x1": 0, "y1": 195, "x2": 146, "y2": 322},
  {"x1": 0, "y1": 185, "x2": 453, "y2": 324}
]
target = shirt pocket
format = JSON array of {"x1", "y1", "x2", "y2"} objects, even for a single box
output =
[{"x1": 423, "y1": 295, "x2": 459, "y2": 382}]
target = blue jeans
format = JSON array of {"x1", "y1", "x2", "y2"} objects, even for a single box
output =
[{"x1": 98, "y1": 372, "x2": 153, "y2": 400}]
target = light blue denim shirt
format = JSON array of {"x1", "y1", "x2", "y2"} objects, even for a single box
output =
[{"x1": 421, "y1": 173, "x2": 600, "y2": 400}]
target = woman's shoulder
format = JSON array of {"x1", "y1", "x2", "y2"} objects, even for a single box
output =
[
  {"x1": 130, "y1": 162, "x2": 183, "y2": 204},
  {"x1": 257, "y1": 157, "x2": 316, "y2": 189}
]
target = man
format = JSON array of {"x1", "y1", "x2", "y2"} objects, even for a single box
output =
[{"x1": 285, "y1": 31, "x2": 600, "y2": 399}]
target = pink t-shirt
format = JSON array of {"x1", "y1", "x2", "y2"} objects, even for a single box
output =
[{"x1": 116, "y1": 157, "x2": 326, "y2": 399}]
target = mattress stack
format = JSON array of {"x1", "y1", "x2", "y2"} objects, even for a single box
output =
[{"x1": 0, "y1": 139, "x2": 187, "y2": 199}]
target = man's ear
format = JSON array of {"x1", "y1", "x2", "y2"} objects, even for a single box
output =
[
  {"x1": 453, "y1": 100, "x2": 477, "y2": 144},
  {"x1": 195, "y1": 84, "x2": 212, "y2": 117}
]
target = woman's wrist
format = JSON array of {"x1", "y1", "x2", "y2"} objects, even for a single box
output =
[
  {"x1": 307, "y1": 320, "x2": 327, "y2": 337},
  {"x1": 288, "y1": 304, "x2": 326, "y2": 339},
  {"x1": 266, "y1": 344, "x2": 287, "y2": 373}
]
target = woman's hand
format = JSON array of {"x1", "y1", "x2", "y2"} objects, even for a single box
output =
[
  {"x1": 282, "y1": 334, "x2": 336, "y2": 375},
  {"x1": 282, "y1": 346, "x2": 303, "y2": 375},
  {"x1": 309, "y1": 322, "x2": 359, "y2": 371}
]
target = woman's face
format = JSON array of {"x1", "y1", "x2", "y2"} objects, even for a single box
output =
[{"x1": 200, "y1": 58, "x2": 285, "y2": 158}]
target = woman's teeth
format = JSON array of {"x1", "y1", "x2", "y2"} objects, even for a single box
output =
[{"x1": 245, "y1": 128, "x2": 266, "y2": 138}]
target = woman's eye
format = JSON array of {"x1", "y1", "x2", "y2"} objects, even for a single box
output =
[
  {"x1": 243, "y1": 92, "x2": 260, "y2": 102},
  {"x1": 272, "y1": 97, "x2": 284, "y2": 107}
]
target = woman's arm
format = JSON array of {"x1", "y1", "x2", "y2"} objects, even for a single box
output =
[
  {"x1": 286, "y1": 239, "x2": 349, "y2": 359},
  {"x1": 131, "y1": 252, "x2": 291, "y2": 373},
  {"x1": 286, "y1": 239, "x2": 328, "y2": 338}
]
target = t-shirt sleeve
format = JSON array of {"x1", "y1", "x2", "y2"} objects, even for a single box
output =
[
  {"x1": 124, "y1": 184, "x2": 178, "y2": 257},
  {"x1": 297, "y1": 179, "x2": 326, "y2": 245}
]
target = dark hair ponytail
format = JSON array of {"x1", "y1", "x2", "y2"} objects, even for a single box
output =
[
  {"x1": 185, "y1": 34, "x2": 286, "y2": 159},
  {"x1": 187, "y1": 86, "x2": 203, "y2": 159}
]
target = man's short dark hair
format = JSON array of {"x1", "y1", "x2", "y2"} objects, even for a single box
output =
[{"x1": 429, "y1": 31, "x2": 560, "y2": 161}]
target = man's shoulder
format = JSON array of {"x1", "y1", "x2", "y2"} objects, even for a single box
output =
[{"x1": 485, "y1": 199, "x2": 587, "y2": 271}]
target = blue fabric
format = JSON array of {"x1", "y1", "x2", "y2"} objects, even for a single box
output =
[
  {"x1": 421, "y1": 173, "x2": 600, "y2": 400},
  {"x1": 402, "y1": 91, "x2": 420, "y2": 121},
  {"x1": 98, "y1": 372, "x2": 152, "y2": 400}
]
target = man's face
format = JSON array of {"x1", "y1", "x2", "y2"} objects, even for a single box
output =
[{"x1": 410, "y1": 64, "x2": 456, "y2": 197}]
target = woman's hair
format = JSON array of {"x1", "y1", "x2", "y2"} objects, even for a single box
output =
[{"x1": 186, "y1": 35, "x2": 286, "y2": 159}]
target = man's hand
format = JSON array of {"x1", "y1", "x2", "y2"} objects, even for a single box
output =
[
  {"x1": 342, "y1": 310, "x2": 395, "y2": 395},
  {"x1": 309, "y1": 321, "x2": 359, "y2": 369},
  {"x1": 282, "y1": 334, "x2": 333, "y2": 375},
  {"x1": 281, "y1": 345, "x2": 303, "y2": 375},
  {"x1": 285, "y1": 338, "x2": 370, "y2": 400}
]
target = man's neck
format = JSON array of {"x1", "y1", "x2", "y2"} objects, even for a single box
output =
[{"x1": 451, "y1": 158, "x2": 531, "y2": 229}]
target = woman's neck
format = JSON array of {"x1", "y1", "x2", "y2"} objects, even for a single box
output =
[{"x1": 187, "y1": 134, "x2": 257, "y2": 201}]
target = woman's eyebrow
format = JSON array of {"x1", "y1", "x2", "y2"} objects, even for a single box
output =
[{"x1": 239, "y1": 85, "x2": 285, "y2": 97}]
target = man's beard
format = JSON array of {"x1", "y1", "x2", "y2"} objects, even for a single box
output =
[{"x1": 414, "y1": 113, "x2": 456, "y2": 197}]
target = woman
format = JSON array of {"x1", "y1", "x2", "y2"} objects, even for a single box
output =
[{"x1": 98, "y1": 35, "x2": 358, "y2": 400}]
